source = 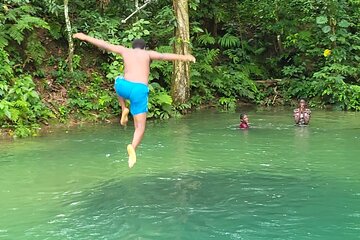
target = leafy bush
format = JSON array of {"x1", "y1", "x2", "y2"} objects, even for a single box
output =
[
  {"x1": 0, "y1": 48, "x2": 52, "y2": 137},
  {"x1": 147, "y1": 82, "x2": 174, "y2": 119}
]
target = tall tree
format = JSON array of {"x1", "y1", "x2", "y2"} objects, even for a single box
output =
[
  {"x1": 64, "y1": 0, "x2": 74, "y2": 72},
  {"x1": 172, "y1": 0, "x2": 191, "y2": 104}
]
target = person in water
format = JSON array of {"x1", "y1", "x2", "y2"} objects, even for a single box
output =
[
  {"x1": 293, "y1": 99, "x2": 311, "y2": 125},
  {"x1": 73, "y1": 33, "x2": 195, "y2": 168},
  {"x1": 239, "y1": 113, "x2": 249, "y2": 129}
]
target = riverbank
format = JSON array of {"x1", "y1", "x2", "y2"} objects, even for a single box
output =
[{"x1": 0, "y1": 103, "x2": 350, "y2": 140}]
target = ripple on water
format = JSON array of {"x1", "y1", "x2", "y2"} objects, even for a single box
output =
[{"x1": 23, "y1": 170, "x2": 355, "y2": 239}]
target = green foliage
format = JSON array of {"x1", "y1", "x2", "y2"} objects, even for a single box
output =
[
  {"x1": 251, "y1": 0, "x2": 360, "y2": 109},
  {"x1": 191, "y1": 58, "x2": 261, "y2": 108},
  {"x1": 103, "y1": 55, "x2": 124, "y2": 81},
  {"x1": 218, "y1": 97, "x2": 236, "y2": 111},
  {"x1": 48, "y1": 22, "x2": 62, "y2": 39},
  {"x1": 76, "y1": 10, "x2": 120, "y2": 40},
  {"x1": 147, "y1": 82, "x2": 174, "y2": 119},
  {"x1": 33, "y1": 0, "x2": 63, "y2": 17},
  {"x1": 121, "y1": 19, "x2": 150, "y2": 45},
  {"x1": 0, "y1": 48, "x2": 52, "y2": 137},
  {"x1": 218, "y1": 34, "x2": 240, "y2": 48},
  {"x1": 2, "y1": 0, "x2": 360, "y2": 138},
  {"x1": 24, "y1": 33, "x2": 46, "y2": 66},
  {"x1": 64, "y1": 71, "x2": 118, "y2": 121},
  {"x1": 0, "y1": 3, "x2": 49, "y2": 48},
  {"x1": 311, "y1": 65, "x2": 360, "y2": 110},
  {"x1": 197, "y1": 31, "x2": 215, "y2": 45},
  {"x1": 151, "y1": 5, "x2": 175, "y2": 40}
]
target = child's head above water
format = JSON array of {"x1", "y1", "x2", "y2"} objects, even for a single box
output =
[
  {"x1": 298, "y1": 98, "x2": 307, "y2": 108},
  {"x1": 239, "y1": 113, "x2": 249, "y2": 129},
  {"x1": 240, "y1": 113, "x2": 249, "y2": 123}
]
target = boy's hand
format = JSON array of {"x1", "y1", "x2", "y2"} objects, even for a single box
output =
[
  {"x1": 73, "y1": 33, "x2": 87, "y2": 41},
  {"x1": 187, "y1": 54, "x2": 196, "y2": 63}
]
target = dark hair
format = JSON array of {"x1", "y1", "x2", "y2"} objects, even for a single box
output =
[
  {"x1": 132, "y1": 39, "x2": 146, "y2": 49},
  {"x1": 240, "y1": 113, "x2": 247, "y2": 120}
]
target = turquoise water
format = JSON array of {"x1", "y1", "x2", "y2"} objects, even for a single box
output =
[{"x1": 1, "y1": 109, "x2": 359, "y2": 239}]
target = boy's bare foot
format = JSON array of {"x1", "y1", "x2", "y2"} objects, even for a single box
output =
[
  {"x1": 120, "y1": 108, "x2": 130, "y2": 126},
  {"x1": 127, "y1": 144, "x2": 137, "y2": 168}
]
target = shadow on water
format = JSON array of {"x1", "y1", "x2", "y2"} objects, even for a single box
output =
[{"x1": 50, "y1": 170, "x2": 359, "y2": 240}]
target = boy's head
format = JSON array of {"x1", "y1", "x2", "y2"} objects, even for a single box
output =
[
  {"x1": 132, "y1": 39, "x2": 146, "y2": 49},
  {"x1": 240, "y1": 113, "x2": 249, "y2": 123}
]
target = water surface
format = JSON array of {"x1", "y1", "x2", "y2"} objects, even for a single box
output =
[{"x1": 1, "y1": 109, "x2": 359, "y2": 239}]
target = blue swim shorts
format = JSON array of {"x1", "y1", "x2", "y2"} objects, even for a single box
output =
[{"x1": 114, "y1": 76, "x2": 149, "y2": 115}]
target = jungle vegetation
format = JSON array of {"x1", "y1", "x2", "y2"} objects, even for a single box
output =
[{"x1": 0, "y1": 0, "x2": 359, "y2": 137}]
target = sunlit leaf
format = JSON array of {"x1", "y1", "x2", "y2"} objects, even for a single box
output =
[
  {"x1": 322, "y1": 26, "x2": 331, "y2": 33},
  {"x1": 316, "y1": 16, "x2": 328, "y2": 25},
  {"x1": 338, "y1": 20, "x2": 350, "y2": 28}
]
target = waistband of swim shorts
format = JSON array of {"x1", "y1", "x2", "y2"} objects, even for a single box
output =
[{"x1": 115, "y1": 76, "x2": 148, "y2": 87}]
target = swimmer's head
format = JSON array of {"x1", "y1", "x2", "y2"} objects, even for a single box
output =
[
  {"x1": 240, "y1": 113, "x2": 249, "y2": 123},
  {"x1": 132, "y1": 39, "x2": 146, "y2": 49},
  {"x1": 299, "y1": 98, "x2": 307, "y2": 108}
]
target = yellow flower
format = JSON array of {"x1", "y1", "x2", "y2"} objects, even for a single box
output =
[{"x1": 324, "y1": 49, "x2": 331, "y2": 57}]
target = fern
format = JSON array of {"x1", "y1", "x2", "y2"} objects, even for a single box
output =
[
  {"x1": 48, "y1": 22, "x2": 62, "y2": 39},
  {"x1": 36, "y1": 0, "x2": 62, "y2": 16},
  {"x1": 197, "y1": 31, "x2": 216, "y2": 45},
  {"x1": 204, "y1": 48, "x2": 220, "y2": 64},
  {"x1": 5, "y1": 5, "x2": 36, "y2": 22},
  {"x1": 3, "y1": 4, "x2": 49, "y2": 44},
  {"x1": 8, "y1": 25, "x2": 25, "y2": 43},
  {"x1": 240, "y1": 63, "x2": 266, "y2": 79},
  {"x1": 155, "y1": 92, "x2": 173, "y2": 106},
  {"x1": 0, "y1": 48, "x2": 13, "y2": 78},
  {"x1": 17, "y1": 5, "x2": 36, "y2": 15},
  {"x1": 0, "y1": 33, "x2": 9, "y2": 48},
  {"x1": 218, "y1": 33, "x2": 240, "y2": 48},
  {"x1": 25, "y1": 33, "x2": 46, "y2": 66}
]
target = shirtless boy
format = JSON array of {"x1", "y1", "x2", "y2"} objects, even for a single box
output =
[{"x1": 73, "y1": 33, "x2": 195, "y2": 168}]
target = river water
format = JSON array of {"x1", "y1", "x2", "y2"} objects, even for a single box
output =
[{"x1": 0, "y1": 109, "x2": 359, "y2": 239}]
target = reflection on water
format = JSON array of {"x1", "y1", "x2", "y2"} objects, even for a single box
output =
[{"x1": 0, "y1": 109, "x2": 359, "y2": 239}]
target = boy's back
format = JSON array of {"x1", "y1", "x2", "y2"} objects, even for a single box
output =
[{"x1": 122, "y1": 48, "x2": 151, "y2": 85}]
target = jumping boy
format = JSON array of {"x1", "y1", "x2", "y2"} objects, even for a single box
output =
[{"x1": 73, "y1": 33, "x2": 195, "y2": 168}]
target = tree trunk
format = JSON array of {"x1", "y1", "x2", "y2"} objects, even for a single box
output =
[
  {"x1": 64, "y1": 0, "x2": 74, "y2": 72},
  {"x1": 172, "y1": 0, "x2": 190, "y2": 104}
]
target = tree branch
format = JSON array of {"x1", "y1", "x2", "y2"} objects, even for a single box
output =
[{"x1": 121, "y1": 0, "x2": 154, "y2": 23}]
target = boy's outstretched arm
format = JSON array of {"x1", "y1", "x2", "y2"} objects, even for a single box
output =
[
  {"x1": 148, "y1": 51, "x2": 196, "y2": 62},
  {"x1": 73, "y1": 33, "x2": 126, "y2": 55}
]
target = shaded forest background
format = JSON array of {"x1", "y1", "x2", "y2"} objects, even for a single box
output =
[{"x1": 1, "y1": 0, "x2": 359, "y2": 137}]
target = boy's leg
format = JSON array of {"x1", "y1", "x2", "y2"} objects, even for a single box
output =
[
  {"x1": 127, "y1": 112, "x2": 147, "y2": 168},
  {"x1": 117, "y1": 96, "x2": 129, "y2": 126},
  {"x1": 132, "y1": 112, "x2": 147, "y2": 149}
]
